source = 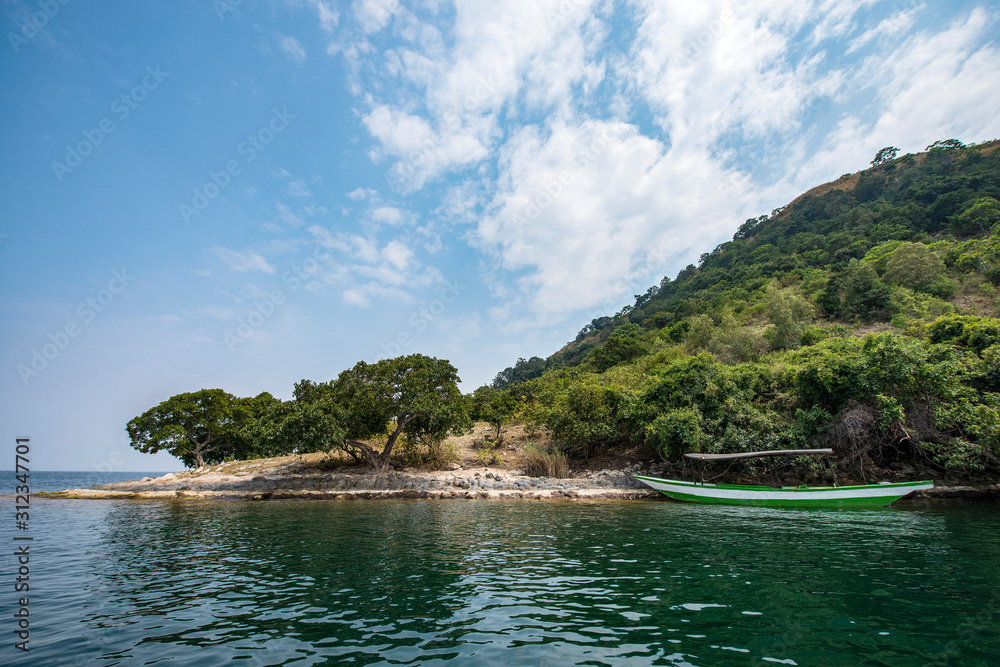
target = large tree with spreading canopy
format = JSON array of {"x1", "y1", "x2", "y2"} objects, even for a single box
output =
[
  {"x1": 332, "y1": 354, "x2": 469, "y2": 471},
  {"x1": 126, "y1": 389, "x2": 266, "y2": 467}
]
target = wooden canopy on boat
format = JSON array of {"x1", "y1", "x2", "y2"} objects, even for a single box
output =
[{"x1": 684, "y1": 448, "x2": 834, "y2": 461}]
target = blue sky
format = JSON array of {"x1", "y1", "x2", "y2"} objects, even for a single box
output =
[{"x1": 2, "y1": 0, "x2": 998, "y2": 472}]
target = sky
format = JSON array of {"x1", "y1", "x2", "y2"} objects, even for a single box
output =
[{"x1": 1, "y1": 0, "x2": 998, "y2": 472}]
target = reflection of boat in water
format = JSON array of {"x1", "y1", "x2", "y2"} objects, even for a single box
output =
[{"x1": 634, "y1": 449, "x2": 934, "y2": 508}]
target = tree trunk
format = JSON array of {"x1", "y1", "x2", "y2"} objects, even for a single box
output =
[
  {"x1": 376, "y1": 417, "x2": 413, "y2": 472},
  {"x1": 188, "y1": 434, "x2": 212, "y2": 468},
  {"x1": 347, "y1": 415, "x2": 415, "y2": 473},
  {"x1": 346, "y1": 440, "x2": 380, "y2": 470}
]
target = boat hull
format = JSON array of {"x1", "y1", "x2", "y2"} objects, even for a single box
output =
[{"x1": 633, "y1": 475, "x2": 934, "y2": 508}]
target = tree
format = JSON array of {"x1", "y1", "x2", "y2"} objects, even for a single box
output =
[
  {"x1": 591, "y1": 323, "x2": 648, "y2": 371},
  {"x1": 950, "y1": 197, "x2": 1000, "y2": 236},
  {"x1": 249, "y1": 380, "x2": 350, "y2": 460},
  {"x1": 764, "y1": 284, "x2": 814, "y2": 351},
  {"x1": 126, "y1": 389, "x2": 246, "y2": 467},
  {"x1": 882, "y1": 242, "x2": 946, "y2": 291},
  {"x1": 492, "y1": 356, "x2": 548, "y2": 389},
  {"x1": 472, "y1": 386, "x2": 519, "y2": 446},
  {"x1": 842, "y1": 259, "x2": 895, "y2": 322},
  {"x1": 543, "y1": 380, "x2": 623, "y2": 457},
  {"x1": 236, "y1": 392, "x2": 289, "y2": 459},
  {"x1": 926, "y1": 139, "x2": 965, "y2": 151},
  {"x1": 871, "y1": 146, "x2": 899, "y2": 167},
  {"x1": 333, "y1": 354, "x2": 469, "y2": 472}
]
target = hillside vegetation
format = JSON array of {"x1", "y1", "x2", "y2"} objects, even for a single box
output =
[
  {"x1": 482, "y1": 139, "x2": 1000, "y2": 480},
  {"x1": 127, "y1": 139, "x2": 1000, "y2": 482}
]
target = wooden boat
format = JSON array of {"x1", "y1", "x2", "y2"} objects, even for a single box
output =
[{"x1": 634, "y1": 449, "x2": 933, "y2": 508}]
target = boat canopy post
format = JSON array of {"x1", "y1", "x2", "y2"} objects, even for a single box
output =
[{"x1": 824, "y1": 454, "x2": 839, "y2": 487}]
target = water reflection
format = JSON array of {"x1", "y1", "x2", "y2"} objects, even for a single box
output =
[{"x1": 10, "y1": 499, "x2": 1000, "y2": 666}]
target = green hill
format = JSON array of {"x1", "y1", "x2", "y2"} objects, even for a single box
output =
[{"x1": 484, "y1": 139, "x2": 1000, "y2": 480}]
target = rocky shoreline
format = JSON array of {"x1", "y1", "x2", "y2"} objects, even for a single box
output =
[
  {"x1": 39, "y1": 461, "x2": 659, "y2": 501},
  {"x1": 37, "y1": 457, "x2": 1000, "y2": 502}
]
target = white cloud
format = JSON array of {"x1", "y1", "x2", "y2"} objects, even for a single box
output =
[
  {"x1": 306, "y1": 224, "x2": 435, "y2": 306},
  {"x1": 275, "y1": 202, "x2": 306, "y2": 228},
  {"x1": 286, "y1": 0, "x2": 339, "y2": 31},
  {"x1": 627, "y1": 0, "x2": 835, "y2": 149},
  {"x1": 475, "y1": 119, "x2": 743, "y2": 323},
  {"x1": 847, "y1": 6, "x2": 920, "y2": 54},
  {"x1": 334, "y1": 0, "x2": 1000, "y2": 328},
  {"x1": 279, "y1": 35, "x2": 308, "y2": 64},
  {"x1": 382, "y1": 239, "x2": 412, "y2": 271},
  {"x1": 307, "y1": 0, "x2": 339, "y2": 31},
  {"x1": 286, "y1": 180, "x2": 312, "y2": 198},
  {"x1": 347, "y1": 187, "x2": 378, "y2": 201},
  {"x1": 370, "y1": 206, "x2": 407, "y2": 226},
  {"x1": 213, "y1": 248, "x2": 276, "y2": 274},
  {"x1": 353, "y1": 0, "x2": 401, "y2": 34},
  {"x1": 355, "y1": 0, "x2": 604, "y2": 191}
]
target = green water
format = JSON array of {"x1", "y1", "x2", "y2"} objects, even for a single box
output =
[{"x1": 5, "y1": 498, "x2": 999, "y2": 665}]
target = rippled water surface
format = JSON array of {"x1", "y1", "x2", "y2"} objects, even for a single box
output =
[{"x1": 3, "y1": 496, "x2": 999, "y2": 665}]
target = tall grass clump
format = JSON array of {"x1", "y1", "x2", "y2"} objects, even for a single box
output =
[{"x1": 522, "y1": 445, "x2": 569, "y2": 478}]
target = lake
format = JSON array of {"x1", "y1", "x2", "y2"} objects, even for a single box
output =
[{"x1": 2, "y1": 481, "x2": 999, "y2": 665}]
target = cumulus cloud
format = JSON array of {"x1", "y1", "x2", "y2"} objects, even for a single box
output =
[
  {"x1": 353, "y1": 0, "x2": 401, "y2": 34},
  {"x1": 474, "y1": 119, "x2": 744, "y2": 322}
]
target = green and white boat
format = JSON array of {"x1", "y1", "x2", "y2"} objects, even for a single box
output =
[{"x1": 634, "y1": 449, "x2": 934, "y2": 508}]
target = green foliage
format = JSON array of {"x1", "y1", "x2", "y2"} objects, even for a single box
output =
[
  {"x1": 471, "y1": 386, "x2": 519, "y2": 445},
  {"x1": 591, "y1": 323, "x2": 649, "y2": 371},
  {"x1": 687, "y1": 314, "x2": 715, "y2": 349},
  {"x1": 663, "y1": 320, "x2": 690, "y2": 342},
  {"x1": 863, "y1": 240, "x2": 906, "y2": 275},
  {"x1": 927, "y1": 139, "x2": 966, "y2": 151},
  {"x1": 647, "y1": 408, "x2": 705, "y2": 459},
  {"x1": 256, "y1": 381, "x2": 349, "y2": 460},
  {"x1": 333, "y1": 354, "x2": 470, "y2": 471},
  {"x1": 492, "y1": 356, "x2": 549, "y2": 390},
  {"x1": 475, "y1": 444, "x2": 504, "y2": 467},
  {"x1": 710, "y1": 314, "x2": 769, "y2": 363},
  {"x1": 882, "y1": 242, "x2": 948, "y2": 295},
  {"x1": 126, "y1": 389, "x2": 251, "y2": 468},
  {"x1": 927, "y1": 315, "x2": 1000, "y2": 354},
  {"x1": 950, "y1": 197, "x2": 1000, "y2": 237},
  {"x1": 541, "y1": 379, "x2": 625, "y2": 457},
  {"x1": 871, "y1": 146, "x2": 899, "y2": 167},
  {"x1": 521, "y1": 445, "x2": 569, "y2": 478},
  {"x1": 842, "y1": 259, "x2": 896, "y2": 322},
  {"x1": 764, "y1": 283, "x2": 814, "y2": 351}
]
